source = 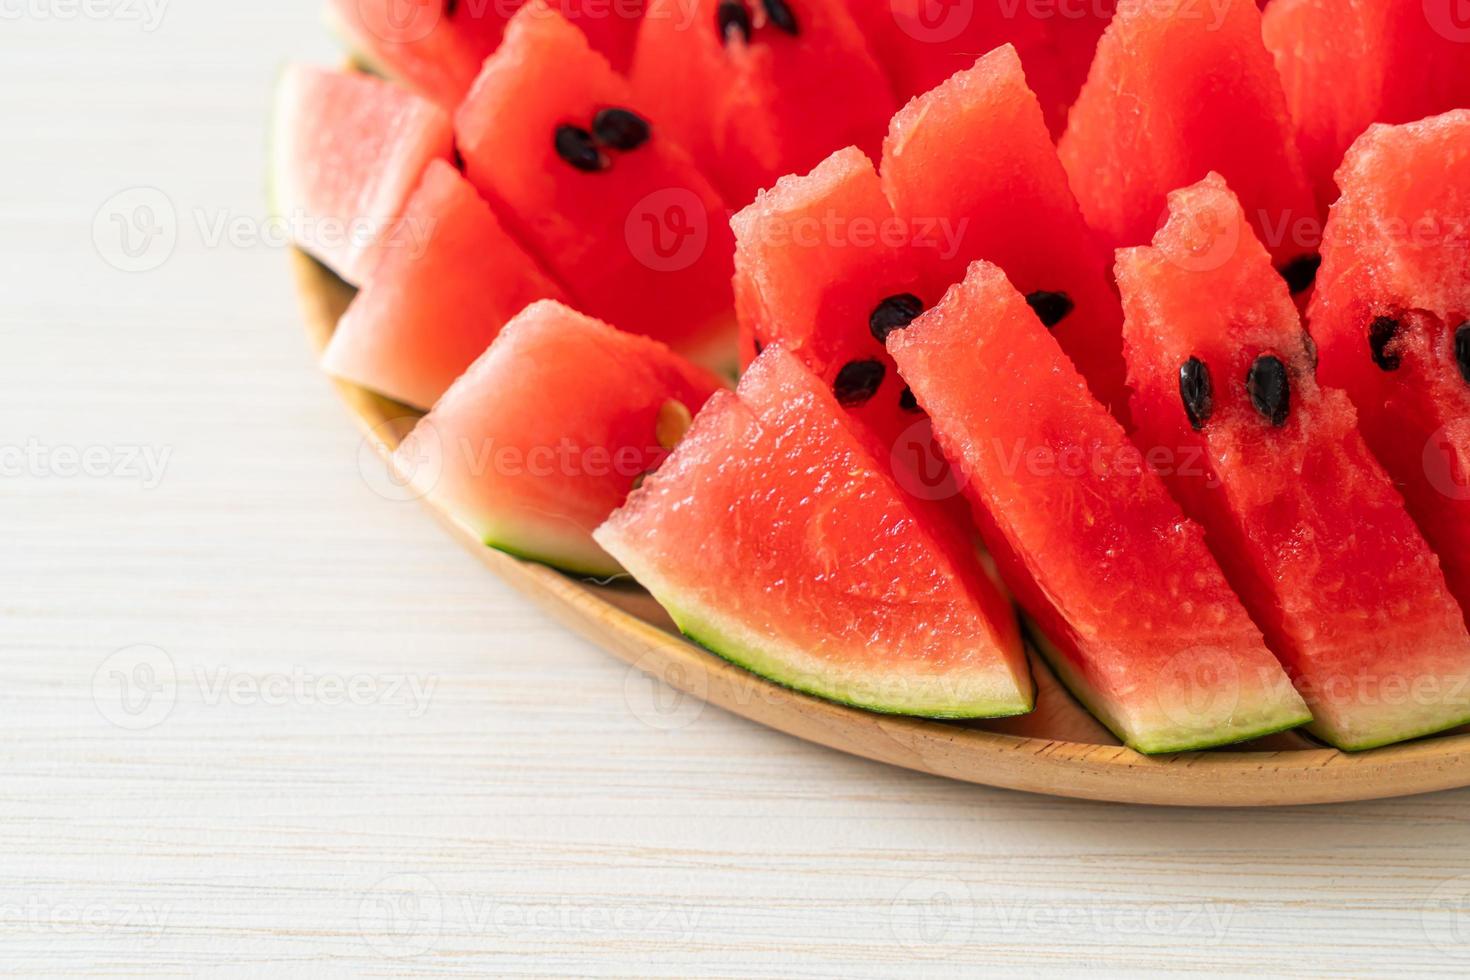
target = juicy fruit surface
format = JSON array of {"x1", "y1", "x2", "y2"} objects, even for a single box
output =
[
  {"x1": 881, "y1": 46, "x2": 1128, "y2": 417},
  {"x1": 889, "y1": 260, "x2": 1311, "y2": 753},
  {"x1": 732, "y1": 147, "x2": 927, "y2": 451},
  {"x1": 1059, "y1": 0, "x2": 1316, "y2": 268},
  {"x1": 322, "y1": 161, "x2": 569, "y2": 410},
  {"x1": 394, "y1": 300, "x2": 725, "y2": 576},
  {"x1": 595, "y1": 349, "x2": 1035, "y2": 718},
  {"x1": 273, "y1": 64, "x2": 452, "y2": 285},
  {"x1": 454, "y1": 2, "x2": 737, "y2": 371},
  {"x1": 1264, "y1": 0, "x2": 1470, "y2": 212},
  {"x1": 632, "y1": 0, "x2": 896, "y2": 204},
  {"x1": 329, "y1": 0, "x2": 644, "y2": 105},
  {"x1": 1311, "y1": 111, "x2": 1470, "y2": 621},
  {"x1": 1118, "y1": 174, "x2": 1470, "y2": 749},
  {"x1": 327, "y1": 0, "x2": 504, "y2": 106}
]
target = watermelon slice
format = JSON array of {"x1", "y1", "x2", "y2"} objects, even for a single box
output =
[
  {"x1": 630, "y1": 0, "x2": 897, "y2": 204},
  {"x1": 271, "y1": 64, "x2": 453, "y2": 286},
  {"x1": 1059, "y1": 0, "x2": 1318, "y2": 273},
  {"x1": 325, "y1": 0, "x2": 504, "y2": 107},
  {"x1": 1310, "y1": 110, "x2": 1470, "y2": 623},
  {"x1": 1118, "y1": 174, "x2": 1470, "y2": 750},
  {"x1": 880, "y1": 45, "x2": 1128, "y2": 417},
  {"x1": 455, "y1": 2, "x2": 738, "y2": 371},
  {"x1": 731, "y1": 146, "x2": 926, "y2": 450},
  {"x1": 321, "y1": 160, "x2": 569, "y2": 410},
  {"x1": 1264, "y1": 0, "x2": 1470, "y2": 213},
  {"x1": 888, "y1": 260, "x2": 1312, "y2": 752},
  {"x1": 594, "y1": 347, "x2": 1034, "y2": 718},
  {"x1": 840, "y1": 0, "x2": 1095, "y2": 134},
  {"x1": 393, "y1": 300, "x2": 725, "y2": 576},
  {"x1": 327, "y1": 0, "x2": 645, "y2": 106}
]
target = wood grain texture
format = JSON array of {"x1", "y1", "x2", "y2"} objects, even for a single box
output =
[{"x1": 8, "y1": 3, "x2": 1470, "y2": 975}]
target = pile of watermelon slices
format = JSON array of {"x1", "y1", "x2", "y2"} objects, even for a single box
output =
[{"x1": 278, "y1": 0, "x2": 1470, "y2": 754}]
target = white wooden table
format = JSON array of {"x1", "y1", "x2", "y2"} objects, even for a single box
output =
[{"x1": 6, "y1": 3, "x2": 1470, "y2": 975}]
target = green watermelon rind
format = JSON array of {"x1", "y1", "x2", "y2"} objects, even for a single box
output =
[
  {"x1": 1312, "y1": 702, "x2": 1470, "y2": 754},
  {"x1": 649, "y1": 587, "x2": 1037, "y2": 721},
  {"x1": 1024, "y1": 622, "x2": 1313, "y2": 755},
  {"x1": 483, "y1": 534, "x2": 622, "y2": 581}
]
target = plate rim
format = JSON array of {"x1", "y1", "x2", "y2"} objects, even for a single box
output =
[{"x1": 293, "y1": 248, "x2": 1470, "y2": 807}]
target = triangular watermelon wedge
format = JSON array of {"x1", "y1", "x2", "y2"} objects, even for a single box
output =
[
  {"x1": 595, "y1": 347, "x2": 1035, "y2": 718},
  {"x1": 322, "y1": 160, "x2": 569, "y2": 410},
  {"x1": 880, "y1": 45, "x2": 1128, "y2": 418},
  {"x1": 630, "y1": 0, "x2": 897, "y2": 204},
  {"x1": 454, "y1": 2, "x2": 738, "y2": 372},
  {"x1": 272, "y1": 64, "x2": 453, "y2": 286},
  {"x1": 1059, "y1": 0, "x2": 1317, "y2": 274},
  {"x1": 326, "y1": 0, "x2": 644, "y2": 107},
  {"x1": 1118, "y1": 173, "x2": 1470, "y2": 750},
  {"x1": 1264, "y1": 0, "x2": 1470, "y2": 212},
  {"x1": 1310, "y1": 110, "x2": 1470, "y2": 625},
  {"x1": 888, "y1": 260, "x2": 1312, "y2": 753},
  {"x1": 394, "y1": 300, "x2": 726, "y2": 576}
]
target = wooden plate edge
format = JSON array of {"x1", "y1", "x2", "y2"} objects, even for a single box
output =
[{"x1": 290, "y1": 249, "x2": 1470, "y2": 807}]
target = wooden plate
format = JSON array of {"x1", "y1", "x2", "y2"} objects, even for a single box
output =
[{"x1": 294, "y1": 249, "x2": 1470, "y2": 806}]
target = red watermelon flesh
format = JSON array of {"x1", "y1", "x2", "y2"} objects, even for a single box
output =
[
  {"x1": 1263, "y1": 0, "x2": 1470, "y2": 214},
  {"x1": 594, "y1": 347, "x2": 1034, "y2": 718},
  {"x1": 1310, "y1": 111, "x2": 1470, "y2": 623},
  {"x1": 888, "y1": 260, "x2": 1311, "y2": 753},
  {"x1": 1118, "y1": 174, "x2": 1470, "y2": 750},
  {"x1": 631, "y1": 0, "x2": 896, "y2": 204},
  {"x1": 1059, "y1": 0, "x2": 1318, "y2": 271},
  {"x1": 393, "y1": 300, "x2": 725, "y2": 576},
  {"x1": 455, "y1": 2, "x2": 738, "y2": 372},
  {"x1": 272, "y1": 64, "x2": 452, "y2": 286},
  {"x1": 321, "y1": 160, "x2": 569, "y2": 410},
  {"x1": 732, "y1": 147, "x2": 927, "y2": 451},
  {"x1": 327, "y1": 0, "x2": 645, "y2": 106},
  {"x1": 881, "y1": 45, "x2": 1129, "y2": 418},
  {"x1": 325, "y1": 0, "x2": 503, "y2": 107}
]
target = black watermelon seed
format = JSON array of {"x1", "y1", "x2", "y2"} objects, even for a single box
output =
[
  {"x1": 553, "y1": 124, "x2": 607, "y2": 172},
  {"x1": 1456, "y1": 322, "x2": 1470, "y2": 384},
  {"x1": 833, "y1": 360, "x2": 884, "y2": 407},
  {"x1": 1369, "y1": 315, "x2": 1402, "y2": 371},
  {"x1": 1302, "y1": 328, "x2": 1318, "y2": 373},
  {"x1": 1279, "y1": 255, "x2": 1322, "y2": 295},
  {"x1": 445, "y1": 0, "x2": 459, "y2": 16},
  {"x1": 899, "y1": 387, "x2": 921, "y2": 413},
  {"x1": 1247, "y1": 354, "x2": 1291, "y2": 427},
  {"x1": 1025, "y1": 290, "x2": 1075, "y2": 329},
  {"x1": 717, "y1": 0, "x2": 752, "y2": 43},
  {"x1": 1179, "y1": 357, "x2": 1213, "y2": 431},
  {"x1": 869, "y1": 293, "x2": 925, "y2": 344},
  {"x1": 762, "y1": 0, "x2": 799, "y2": 34},
  {"x1": 591, "y1": 107, "x2": 650, "y2": 151},
  {"x1": 451, "y1": 144, "x2": 466, "y2": 173},
  {"x1": 753, "y1": 338, "x2": 764, "y2": 356}
]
